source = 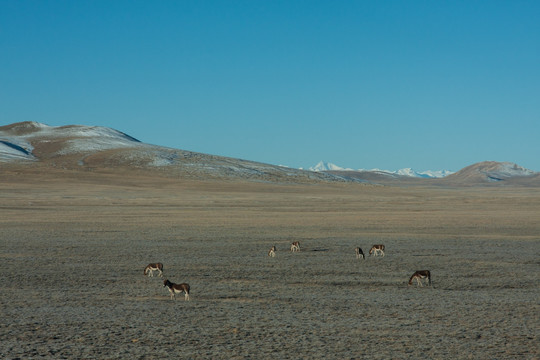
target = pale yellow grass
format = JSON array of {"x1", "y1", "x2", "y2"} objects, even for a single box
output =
[{"x1": 0, "y1": 168, "x2": 538, "y2": 359}]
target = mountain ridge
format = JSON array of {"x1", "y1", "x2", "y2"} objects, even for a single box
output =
[
  {"x1": 1, "y1": 122, "x2": 538, "y2": 186},
  {"x1": 0, "y1": 122, "x2": 344, "y2": 184}
]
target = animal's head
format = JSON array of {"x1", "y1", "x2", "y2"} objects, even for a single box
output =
[{"x1": 163, "y1": 279, "x2": 170, "y2": 287}]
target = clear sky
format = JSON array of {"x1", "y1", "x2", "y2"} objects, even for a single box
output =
[{"x1": 1, "y1": 1, "x2": 539, "y2": 172}]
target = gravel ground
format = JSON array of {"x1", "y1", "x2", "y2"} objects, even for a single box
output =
[{"x1": 1, "y1": 176, "x2": 538, "y2": 359}]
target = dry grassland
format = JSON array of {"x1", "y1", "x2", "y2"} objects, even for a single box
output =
[{"x1": 1, "y1": 170, "x2": 538, "y2": 359}]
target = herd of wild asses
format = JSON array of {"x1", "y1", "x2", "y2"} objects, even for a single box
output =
[
  {"x1": 145, "y1": 241, "x2": 431, "y2": 301},
  {"x1": 271, "y1": 242, "x2": 431, "y2": 287}
]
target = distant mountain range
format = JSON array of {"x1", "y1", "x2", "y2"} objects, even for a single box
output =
[
  {"x1": 1, "y1": 122, "x2": 538, "y2": 186},
  {"x1": 309, "y1": 161, "x2": 454, "y2": 178}
]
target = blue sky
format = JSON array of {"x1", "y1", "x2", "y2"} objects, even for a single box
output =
[{"x1": 1, "y1": 1, "x2": 539, "y2": 171}]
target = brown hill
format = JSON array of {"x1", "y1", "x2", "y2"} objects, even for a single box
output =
[
  {"x1": 0, "y1": 121, "x2": 344, "y2": 184},
  {"x1": 441, "y1": 161, "x2": 538, "y2": 186}
]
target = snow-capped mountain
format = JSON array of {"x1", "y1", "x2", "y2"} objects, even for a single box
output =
[
  {"x1": 310, "y1": 161, "x2": 454, "y2": 178},
  {"x1": 309, "y1": 161, "x2": 353, "y2": 172},
  {"x1": 393, "y1": 168, "x2": 454, "y2": 178}
]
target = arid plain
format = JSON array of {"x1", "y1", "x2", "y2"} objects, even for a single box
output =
[{"x1": 1, "y1": 168, "x2": 538, "y2": 359}]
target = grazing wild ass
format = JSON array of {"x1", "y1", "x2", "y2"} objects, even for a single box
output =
[
  {"x1": 163, "y1": 279, "x2": 190, "y2": 300},
  {"x1": 144, "y1": 263, "x2": 163, "y2": 277},
  {"x1": 408, "y1": 270, "x2": 432, "y2": 287},
  {"x1": 268, "y1": 245, "x2": 276, "y2": 257},
  {"x1": 369, "y1": 245, "x2": 385, "y2": 257},
  {"x1": 355, "y1": 247, "x2": 365, "y2": 260},
  {"x1": 290, "y1": 241, "x2": 300, "y2": 252}
]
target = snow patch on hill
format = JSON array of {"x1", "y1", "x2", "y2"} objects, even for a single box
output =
[
  {"x1": 0, "y1": 122, "x2": 143, "y2": 161},
  {"x1": 0, "y1": 140, "x2": 36, "y2": 161},
  {"x1": 488, "y1": 162, "x2": 534, "y2": 178}
]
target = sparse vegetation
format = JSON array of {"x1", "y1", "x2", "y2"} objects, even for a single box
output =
[{"x1": 1, "y1": 169, "x2": 538, "y2": 359}]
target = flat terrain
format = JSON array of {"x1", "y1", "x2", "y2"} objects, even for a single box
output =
[{"x1": 1, "y1": 169, "x2": 538, "y2": 359}]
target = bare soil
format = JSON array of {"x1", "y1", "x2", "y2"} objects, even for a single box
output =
[{"x1": 1, "y1": 170, "x2": 538, "y2": 359}]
